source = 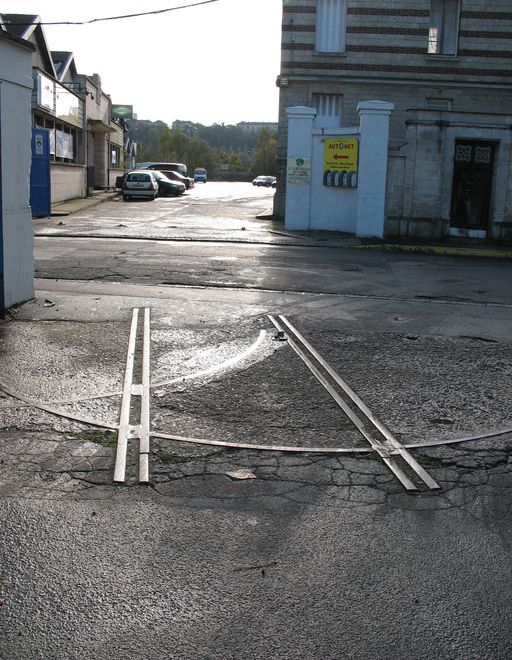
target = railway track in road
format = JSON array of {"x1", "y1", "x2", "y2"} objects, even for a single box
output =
[
  {"x1": 268, "y1": 315, "x2": 440, "y2": 492},
  {"x1": 114, "y1": 307, "x2": 151, "y2": 484},
  {"x1": 111, "y1": 307, "x2": 439, "y2": 490},
  {"x1": 3, "y1": 306, "x2": 510, "y2": 490}
]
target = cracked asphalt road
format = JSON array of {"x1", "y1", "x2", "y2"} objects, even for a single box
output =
[{"x1": 1, "y1": 184, "x2": 511, "y2": 659}]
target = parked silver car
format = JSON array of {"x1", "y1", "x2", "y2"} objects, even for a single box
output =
[
  {"x1": 122, "y1": 171, "x2": 159, "y2": 201},
  {"x1": 252, "y1": 175, "x2": 276, "y2": 187}
]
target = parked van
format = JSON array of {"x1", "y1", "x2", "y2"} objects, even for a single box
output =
[
  {"x1": 194, "y1": 167, "x2": 207, "y2": 183},
  {"x1": 135, "y1": 162, "x2": 188, "y2": 177}
]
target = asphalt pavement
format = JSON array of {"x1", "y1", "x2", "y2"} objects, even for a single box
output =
[
  {"x1": 47, "y1": 188, "x2": 512, "y2": 258},
  {"x1": 0, "y1": 187, "x2": 511, "y2": 659}
]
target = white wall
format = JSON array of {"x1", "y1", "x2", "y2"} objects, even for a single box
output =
[
  {"x1": 0, "y1": 37, "x2": 35, "y2": 307},
  {"x1": 51, "y1": 163, "x2": 86, "y2": 203},
  {"x1": 285, "y1": 101, "x2": 393, "y2": 238}
]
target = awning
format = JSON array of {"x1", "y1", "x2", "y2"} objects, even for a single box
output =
[{"x1": 87, "y1": 118, "x2": 116, "y2": 134}]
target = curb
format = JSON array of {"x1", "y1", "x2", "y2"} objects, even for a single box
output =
[
  {"x1": 51, "y1": 192, "x2": 120, "y2": 216},
  {"x1": 356, "y1": 243, "x2": 512, "y2": 259}
]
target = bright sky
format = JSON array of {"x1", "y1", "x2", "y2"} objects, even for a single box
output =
[{"x1": 2, "y1": 0, "x2": 283, "y2": 126}]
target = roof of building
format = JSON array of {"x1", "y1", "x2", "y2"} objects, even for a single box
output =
[
  {"x1": 52, "y1": 51, "x2": 77, "y2": 81},
  {"x1": 0, "y1": 23, "x2": 36, "y2": 51},
  {"x1": 0, "y1": 13, "x2": 39, "y2": 39},
  {"x1": 1, "y1": 13, "x2": 55, "y2": 77}
]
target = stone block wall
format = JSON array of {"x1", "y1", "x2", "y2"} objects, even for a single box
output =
[{"x1": 275, "y1": 1, "x2": 512, "y2": 240}]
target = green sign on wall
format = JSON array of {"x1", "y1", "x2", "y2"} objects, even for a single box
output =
[{"x1": 112, "y1": 104, "x2": 133, "y2": 119}]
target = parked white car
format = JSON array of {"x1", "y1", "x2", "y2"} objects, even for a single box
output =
[{"x1": 122, "y1": 171, "x2": 159, "y2": 201}]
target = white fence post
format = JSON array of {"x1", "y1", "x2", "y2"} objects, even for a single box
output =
[
  {"x1": 356, "y1": 100, "x2": 394, "y2": 238},
  {"x1": 285, "y1": 106, "x2": 316, "y2": 231}
]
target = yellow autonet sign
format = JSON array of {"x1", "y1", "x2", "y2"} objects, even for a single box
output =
[{"x1": 323, "y1": 138, "x2": 358, "y2": 172}]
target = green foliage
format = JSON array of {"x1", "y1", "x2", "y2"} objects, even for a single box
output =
[
  {"x1": 126, "y1": 119, "x2": 277, "y2": 178},
  {"x1": 128, "y1": 119, "x2": 168, "y2": 161},
  {"x1": 160, "y1": 127, "x2": 218, "y2": 174},
  {"x1": 250, "y1": 129, "x2": 278, "y2": 175},
  {"x1": 227, "y1": 152, "x2": 243, "y2": 172}
]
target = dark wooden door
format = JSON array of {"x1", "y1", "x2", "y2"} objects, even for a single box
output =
[{"x1": 450, "y1": 141, "x2": 495, "y2": 231}]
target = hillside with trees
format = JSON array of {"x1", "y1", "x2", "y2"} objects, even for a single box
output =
[{"x1": 127, "y1": 119, "x2": 277, "y2": 180}]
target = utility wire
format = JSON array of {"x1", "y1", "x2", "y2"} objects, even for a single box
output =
[{"x1": 3, "y1": 0, "x2": 221, "y2": 26}]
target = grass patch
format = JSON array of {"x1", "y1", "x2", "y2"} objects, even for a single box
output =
[
  {"x1": 70, "y1": 430, "x2": 117, "y2": 448},
  {"x1": 417, "y1": 454, "x2": 444, "y2": 468},
  {"x1": 158, "y1": 451, "x2": 186, "y2": 464}
]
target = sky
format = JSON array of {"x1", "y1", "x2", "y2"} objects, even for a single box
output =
[{"x1": 2, "y1": 0, "x2": 283, "y2": 126}]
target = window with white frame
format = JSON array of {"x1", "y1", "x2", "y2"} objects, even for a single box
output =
[
  {"x1": 428, "y1": 0, "x2": 460, "y2": 55},
  {"x1": 313, "y1": 93, "x2": 342, "y2": 126},
  {"x1": 111, "y1": 146, "x2": 120, "y2": 167},
  {"x1": 315, "y1": 0, "x2": 347, "y2": 53}
]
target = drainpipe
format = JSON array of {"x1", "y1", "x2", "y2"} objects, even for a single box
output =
[
  {"x1": 107, "y1": 133, "x2": 110, "y2": 190},
  {"x1": 0, "y1": 81, "x2": 5, "y2": 317}
]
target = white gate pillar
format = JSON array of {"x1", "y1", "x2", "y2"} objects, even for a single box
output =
[
  {"x1": 356, "y1": 101, "x2": 394, "y2": 238},
  {"x1": 285, "y1": 106, "x2": 316, "y2": 230}
]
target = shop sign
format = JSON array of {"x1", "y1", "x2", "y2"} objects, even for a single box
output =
[
  {"x1": 324, "y1": 138, "x2": 358, "y2": 172},
  {"x1": 323, "y1": 138, "x2": 359, "y2": 187},
  {"x1": 112, "y1": 104, "x2": 133, "y2": 119}
]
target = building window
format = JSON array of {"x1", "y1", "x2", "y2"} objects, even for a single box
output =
[
  {"x1": 428, "y1": 0, "x2": 460, "y2": 55},
  {"x1": 313, "y1": 93, "x2": 342, "y2": 126},
  {"x1": 111, "y1": 146, "x2": 121, "y2": 167},
  {"x1": 425, "y1": 98, "x2": 453, "y2": 111},
  {"x1": 315, "y1": 0, "x2": 347, "y2": 53}
]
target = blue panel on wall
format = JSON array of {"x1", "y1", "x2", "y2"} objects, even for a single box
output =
[
  {"x1": 0, "y1": 104, "x2": 3, "y2": 314},
  {"x1": 30, "y1": 129, "x2": 51, "y2": 217}
]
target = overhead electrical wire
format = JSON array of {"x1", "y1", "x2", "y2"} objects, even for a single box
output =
[{"x1": 3, "y1": 0, "x2": 221, "y2": 26}]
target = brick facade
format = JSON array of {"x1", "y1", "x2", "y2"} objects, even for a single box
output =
[{"x1": 275, "y1": 1, "x2": 512, "y2": 240}]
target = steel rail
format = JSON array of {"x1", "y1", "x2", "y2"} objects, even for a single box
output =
[
  {"x1": 270, "y1": 315, "x2": 439, "y2": 491},
  {"x1": 278, "y1": 315, "x2": 440, "y2": 490},
  {"x1": 0, "y1": 376, "x2": 509, "y2": 454},
  {"x1": 0, "y1": 330, "x2": 268, "y2": 409},
  {"x1": 1, "y1": 375, "x2": 508, "y2": 458},
  {"x1": 114, "y1": 308, "x2": 139, "y2": 483},
  {"x1": 114, "y1": 307, "x2": 152, "y2": 484},
  {"x1": 268, "y1": 315, "x2": 417, "y2": 490},
  {"x1": 139, "y1": 308, "x2": 151, "y2": 483}
]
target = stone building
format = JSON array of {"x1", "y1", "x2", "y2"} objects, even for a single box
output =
[{"x1": 274, "y1": 1, "x2": 512, "y2": 241}]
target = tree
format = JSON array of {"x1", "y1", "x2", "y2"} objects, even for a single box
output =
[
  {"x1": 128, "y1": 119, "x2": 168, "y2": 161},
  {"x1": 250, "y1": 129, "x2": 277, "y2": 175},
  {"x1": 160, "y1": 127, "x2": 219, "y2": 175},
  {"x1": 227, "y1": 153, "x2": 243, "y2": 172},
  {"x1": 159, "y1": 127, "x2": 189, "y2": 162},
  {"x1": 125, "y1": 119, "x2": 277, "y2": 179}
]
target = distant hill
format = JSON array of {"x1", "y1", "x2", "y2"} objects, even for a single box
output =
[{"x1": 128, "y1": 118, "x2": 276, "y2": 159}]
